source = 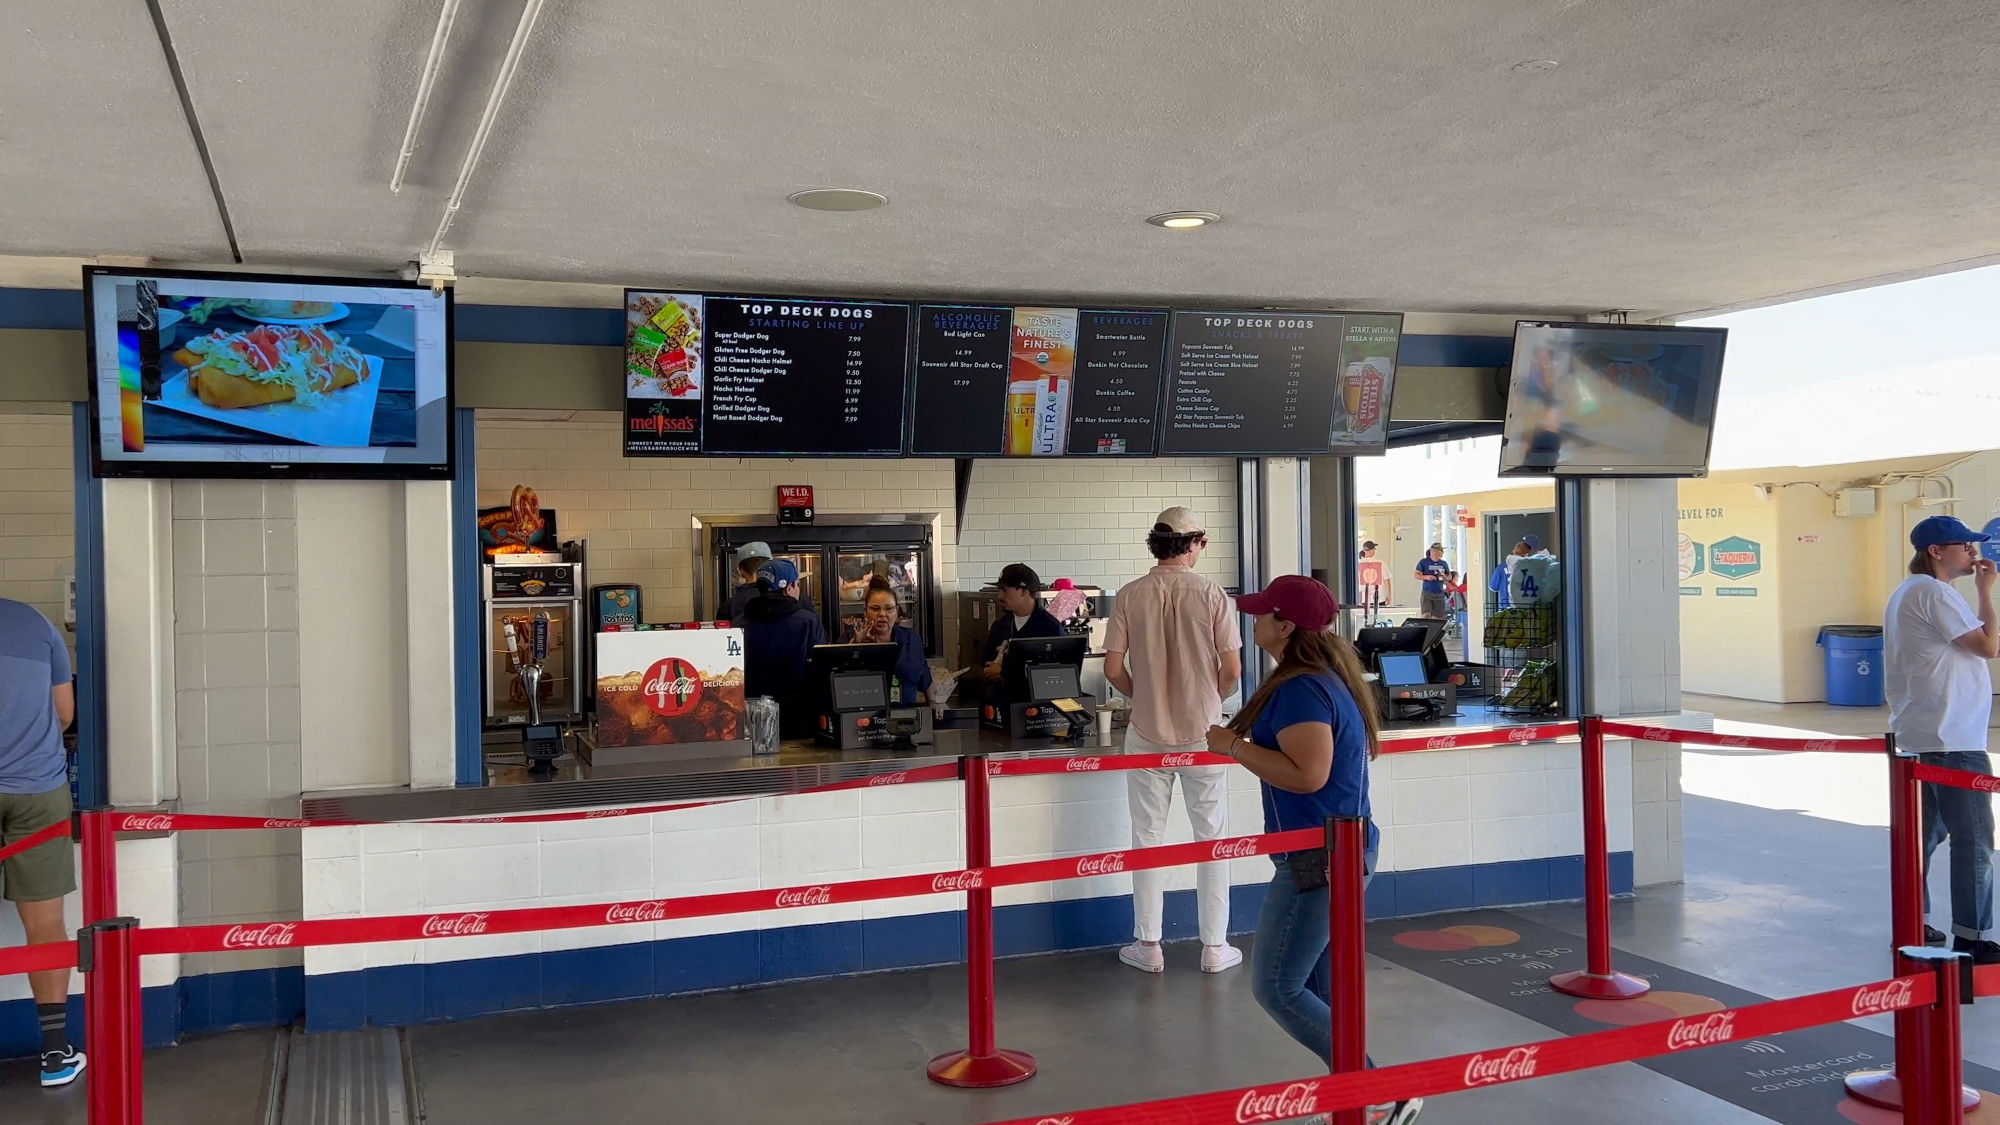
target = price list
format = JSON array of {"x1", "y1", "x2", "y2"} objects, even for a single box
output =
[
  {"x1": 1066, "y1": 310, "x2": 1167, "y2": 455},
  {"x1": 908, "y1": 305, "x2": 1012, "y2": 455},
  {"x1": 1161, "y1": 311, "x2": 1347, "y2": 455},
  {"x1": 700, "y1": 297, "x2": 911, "y2": 456}
]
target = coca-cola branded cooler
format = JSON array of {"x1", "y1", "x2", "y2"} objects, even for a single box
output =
[{"x1": 583, "y1": 626, "x2": 750, "y2": 765}]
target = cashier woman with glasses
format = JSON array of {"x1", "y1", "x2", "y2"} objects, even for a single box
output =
[{"x1": 844, "y1": 576, "x2": 932, "y2": 704}]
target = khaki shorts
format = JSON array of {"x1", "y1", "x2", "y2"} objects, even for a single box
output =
[{"x1": 0, "y1": 785, "x2": 76, "y2": 903}]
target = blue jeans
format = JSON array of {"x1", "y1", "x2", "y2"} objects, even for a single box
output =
[
  {"x1": 1922, "y1": 751, "x2": 1994, "y2": 941},
  {"x1": 1250, "y1": 853, "x2": 1376, "y2": 1068}
]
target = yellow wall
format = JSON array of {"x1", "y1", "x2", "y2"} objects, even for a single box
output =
[{"x1": 1676, "y1": 480, "x2": 1784, "y2": 698}]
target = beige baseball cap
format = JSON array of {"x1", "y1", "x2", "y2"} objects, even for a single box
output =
[{"x1": 1154, "y1": 506, "x2": 1205, "y2": 535}]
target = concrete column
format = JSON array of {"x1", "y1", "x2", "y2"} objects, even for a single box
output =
[{"x1": 101, "y1": 478, "x2": 175, "y2": 807}]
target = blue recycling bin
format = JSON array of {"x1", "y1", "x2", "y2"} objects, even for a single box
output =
[{"x1": 1817, "y1": 625, "x2": 1885, "y2": 707}]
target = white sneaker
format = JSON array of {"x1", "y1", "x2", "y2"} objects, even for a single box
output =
[
  {"x1": 1201, "y1": 943, "x2": 1244, "y2": 973},
  {"x1": 1367, "y1": 1098, "x2": 1424, "y2": 1124},
  {"x1": 1119, "y1": 941, "x2": 1165, "y2": 973}
]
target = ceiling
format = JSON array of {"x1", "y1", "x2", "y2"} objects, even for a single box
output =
[{"x1": 5, "y1": 0, "x2": 1998, "y2": 318}]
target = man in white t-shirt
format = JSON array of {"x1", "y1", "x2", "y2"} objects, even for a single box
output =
[
  {"x1": 1884, "y1": 515, "x2": 1998, "y2": 964},
  {"x1": 1105, "y1": 507, "x2": 1244, "y2": 974}
]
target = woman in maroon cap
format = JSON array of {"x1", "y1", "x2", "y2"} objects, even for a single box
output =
[{"x1": 1206, "y1": 575, "x2": 1421, "y2": 1125}]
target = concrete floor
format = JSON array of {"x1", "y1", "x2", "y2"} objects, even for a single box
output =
[{"x1": 4, "y1": 695, "x2": 1992, "y2": 1121}]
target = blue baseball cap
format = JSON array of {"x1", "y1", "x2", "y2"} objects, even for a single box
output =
[
  {"x1": 756, "y1": 558, "x2": 800, "y2": 589},
  {"x1": 1911, "y1": 515, "x2": 1991, "y2": 550}
]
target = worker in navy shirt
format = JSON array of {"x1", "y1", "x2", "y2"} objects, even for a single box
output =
[
  {"x1": 845, "y1": 576, "x2": 933, "y2": 704},
  {"x1": 738, "y1": 559, "x2": 827, "y2": 737},
  {"x1": 1415, "y1": 542, "x2": 1452, "y2": 620},
  {"x1": 978, "y1": 563, "x2": 1065, "y2": 681},
  {"x1": 1205, "y1": 575, "x2": 1422, "y2": 1125}
]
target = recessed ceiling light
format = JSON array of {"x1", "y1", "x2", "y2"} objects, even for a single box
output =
[
  {"x1": 1510, "y1": 58, "x2": 1559, "y2": 74},
  {"x1": 1147, "y1": 211, "x2": 1220, "y2": 229},
  {"x1": 787, "y1": 188, "x2": 887, "y2": 212}
]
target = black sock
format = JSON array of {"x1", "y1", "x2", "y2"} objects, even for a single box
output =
[{"x1": 39, "y1": 1002, "x2": 65, "y2": 1054}]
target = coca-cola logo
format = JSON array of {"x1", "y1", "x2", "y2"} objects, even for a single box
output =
[
  {"x1": 1065, "y1": 757, "x2": 1102, "y2": 771},
  {"x1": 1211, "y1": 838, "x2": 1260, "y2": 860},
  {"x1": 605, "y1": 901, "x2": 669, "y2": 924},
  {"x1": 1425, "y1": 736, "x2": 1457, "y2": 750},
  {"x1": 642, "y1": 657, "x2": 702, "y2": 717},
  {"x1": 1641, "y1": 728, "x2": 1672, "y2": 741},
  {"x1": 1973, "y1": 774, "x2": 2000, "y2": 792},
  {"x1": 1076, "y1": 852, "x2": 1127, "y2": 876},
  {"x1": 868, "y1": 771, "x2": 909, "y2": 787},
  {"x1": 1032, "y1": 1118, "x2": 1075, "y2": 1125},
  {"x1": 457, "y1": 817, "x2": 507, "y2": 824},
  {"x1": 1507, "y1": 728, "x2": 1536, "y2": 743},
  {"x1": 1851, "y1": 978, "x2": 1915, "y2": 1016},
  {"x1": 1235, "y1": 1082, "x2": 1320, "y2": 1123},
  {"x1": 1160, "y1": 753, "x2": 1198, "y2": 767},
  {"x1": 931, "y1": 871, "x2": 983, "y2": 892},
  {"x1": 420, "y1": 913, "x2": 491, "y2": 938},
  {"x1": 221, "y1": 923, "x2": 299, "y2": 950},
  {"x1": 1665, "y1": 1011, "x2": 1736, "y2": 1050},
  {"x1": 773, "y1": 886, "x2": 833, "y2": 908},
  {"x1": 120, "y1": 814, "x2": 175, "y2": 832},
  {"x1": 986, "y1": 760, "x2": 1005, "y2": 777},
  {"x1": 1717, "y1": 736, "x2": 1750, "y2": 748},
  {"x1": 1802, "y1": 739, "x2": 1836, "y2": 752},
  {"x1": 1463, "y1": 1046, "x2": 1539, "y2": 1087},
  {"x1": 584, "y1": 809, "x2": 630, "y2": 819},
  {"x1": 261, "y1": 818, "x2": 313, "y2": 829}
]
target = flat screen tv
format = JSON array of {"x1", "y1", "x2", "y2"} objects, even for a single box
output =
[
  {"x1": 84, "y1": 266, "x2": 454, "y2": 479},
  {"x1": 1497, "y1": 321, "x2": 1726, "y2": 477}
]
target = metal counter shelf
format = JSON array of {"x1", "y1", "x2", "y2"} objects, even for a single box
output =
[{"x1": 297, "y1": 723, "x2": 1131, "y2": 824}]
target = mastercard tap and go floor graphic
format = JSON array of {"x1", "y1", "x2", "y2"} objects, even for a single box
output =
[{"x1": 1375, "y1": 909, "x2": 1998, "y2": 1122}]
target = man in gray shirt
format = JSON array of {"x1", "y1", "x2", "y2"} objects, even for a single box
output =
[{"x1": 0, "y1": 597, "x2": 84, "y2": 1086}]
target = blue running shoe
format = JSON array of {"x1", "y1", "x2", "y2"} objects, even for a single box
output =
[{"x1": 41, "y1": 1045, "x2": 86, "y2": 1087}]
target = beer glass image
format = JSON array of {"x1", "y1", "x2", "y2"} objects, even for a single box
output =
[{"x1": 1007, "y1": 308, "x2": 1077, "y2": 456}]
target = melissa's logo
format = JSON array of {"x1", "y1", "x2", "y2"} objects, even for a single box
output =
[
  {"x1": 1235, "y1": 1082, "x2": 1319, "y2": 1123},
  {"x1": 1463, "y1": 1046, "x2": 1539, "y2": 1087},
  {"x1": 1665, "y1": 1011, "x2": 1736, "y2": 1050}
]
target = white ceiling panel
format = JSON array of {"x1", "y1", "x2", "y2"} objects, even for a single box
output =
[{"x1": 6, "y1": 1, "x2": 1999, "y2": 318}]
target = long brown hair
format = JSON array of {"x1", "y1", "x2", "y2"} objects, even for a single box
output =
[{"x1": 1229, "y1": 616, "x2": 1382, "y2": 758}]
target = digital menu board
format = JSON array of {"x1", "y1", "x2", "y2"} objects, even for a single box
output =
[
  {"x1": 677, "y1": 296, "x2": 910, "y2": 457},
  {"x1": 1328, "y1": 313, "x2": 1404, "y2": 454},
  {"x1": 1161, "y1": 311, "x2": 1348, "y2": 455},
  {"x1": 908, "y1": 306, "x2": 1167, "y2": 456},
  {"x1": 623, "y1": 291, "x2": 705, "y2": 455}
]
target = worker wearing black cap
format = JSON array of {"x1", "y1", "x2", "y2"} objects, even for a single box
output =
[{"x1": 979, "y1": 563, "x2": 1065, "y2": 681}]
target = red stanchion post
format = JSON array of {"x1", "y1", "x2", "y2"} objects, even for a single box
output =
[
  {"x1": 81, "y1": 808, "x2": 119, "y2": 925},
  {"x1": 1902, "y1": 946, "x2": 1972, "y2": 1125},
  {"x1": 1846, "y1": 741, "x2": 1980, "y2": 1114},
  {"x1": 1327, "y1": 816, "x2": 1369, "y2": 1125},
  {"x1": 1550, "y1": 715, "x2": 1650, "y2": 1000},
  {"x1": 83, "y1": 916, "x2": 143, "y2": 1125},
  {"x1": 928, "y1": 756, "x2": 1036, "y2": 1088}
]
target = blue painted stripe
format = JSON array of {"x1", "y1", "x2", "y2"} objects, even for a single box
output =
[
  {"x1": 0, "y1": 965, "x2": 305, "y2": 1058},
  {"x1": 451, "y1": 408, "x2": 483, "y2": 785},
  {"x1": 0, "y1": 287, "x2": 1514, "y2": 368}
]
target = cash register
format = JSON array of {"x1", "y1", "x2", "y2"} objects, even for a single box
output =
[
  {"x1": 980, "y1": 634, "x2": 1095, "y2": 740},
  {"x1": 809, "y1": 643, "x2": 935, "y2": 750},
  {"x1": 1358, "y1": 623, "x2": 1457, "y2": 721}
]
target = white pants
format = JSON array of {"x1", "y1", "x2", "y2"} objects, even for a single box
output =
[{"x1": 1125, "y1": 728, "x2": 1231, "y2": 945}]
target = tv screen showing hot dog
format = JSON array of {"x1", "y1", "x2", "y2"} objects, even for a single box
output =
[{"x1": 84, "y1": 266, "x2": 454, "y2": 479}]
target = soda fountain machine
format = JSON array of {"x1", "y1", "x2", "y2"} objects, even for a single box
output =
[{"x1": 483, "y1": 554, "x2": 586, "y2": 766}]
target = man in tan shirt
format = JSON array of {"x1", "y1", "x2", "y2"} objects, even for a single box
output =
[{"x1": 1105, "y1": 506, "x2": 1245, "y2": 973}]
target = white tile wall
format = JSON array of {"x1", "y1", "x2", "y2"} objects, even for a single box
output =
[
  {"x1": 300, "y1": 739, "x2": 1624, "y2": 973},
  {"x1": 171, "y1": 480, "x2": 306, "y2": 974},
  {"x1": 0, "y1": 409, "x2": 76, "y2": 658}
]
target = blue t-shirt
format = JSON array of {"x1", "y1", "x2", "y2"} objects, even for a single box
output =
[
  {"x1": 1255, "y1": 672, "x2": 1377, "y2": 856},
  {"x1": 1417, "y1": 556, "x2": 1450, "y2": 594},
  {"x1": 0, "y1": 598, "x2": 71, "y2": 794},
  {"x1": 845, "y1": 623, "x2": 934, "y2": 704}
]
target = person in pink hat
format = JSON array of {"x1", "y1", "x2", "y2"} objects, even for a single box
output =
[
  {"x1": 1105, "y1": 506, "x2": 1244, "y2": 973},
  {"x1": 1207, "y1": 575, "x2": 1421, "y2": 1124}
]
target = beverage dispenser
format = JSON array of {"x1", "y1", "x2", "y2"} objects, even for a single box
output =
[{"x1": 483, "y1": 559, "x2": 585, "y2": 728}]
